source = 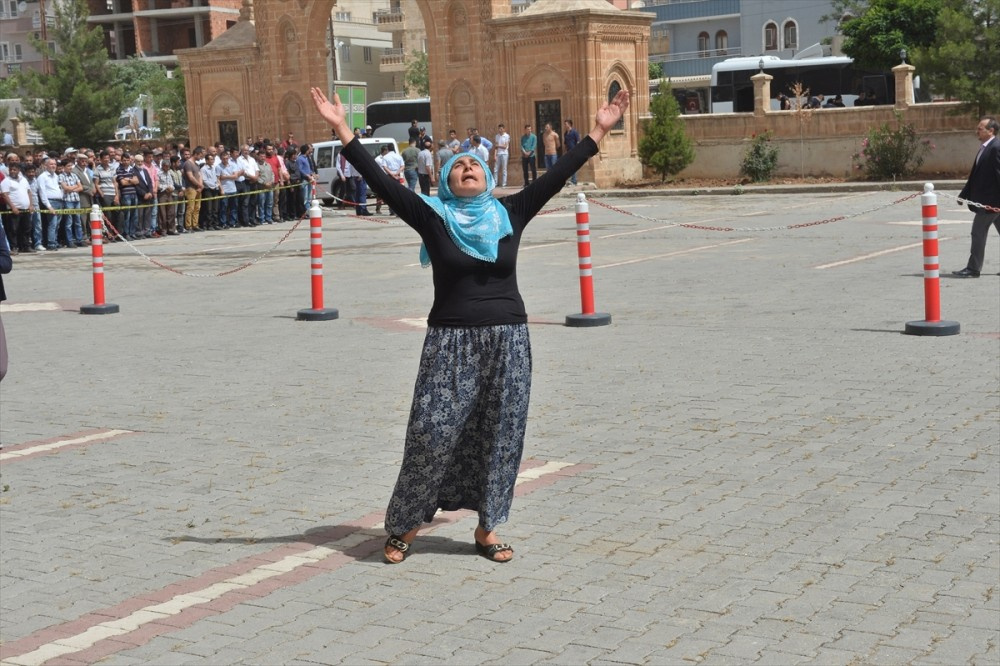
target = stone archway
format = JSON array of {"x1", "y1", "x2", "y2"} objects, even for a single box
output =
[{"x1": 178, "y1": 0, "x2": 650, "y2": 186}]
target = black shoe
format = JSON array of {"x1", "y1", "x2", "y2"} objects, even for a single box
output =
[{"x1": 952, "y1": 268, "x2": 980, "y2": 278}]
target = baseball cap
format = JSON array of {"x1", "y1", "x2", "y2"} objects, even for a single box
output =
[{"x1": 63, "y1": 147, "x2": 77, "y2": 155}]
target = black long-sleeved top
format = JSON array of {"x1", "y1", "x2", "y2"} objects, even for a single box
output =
[
  {"x1": 342, "y1": 135, "x2": 599, "y2": 326},
  {"x1": 0, "y1": 225, "x2": 11, "y2": 301}
]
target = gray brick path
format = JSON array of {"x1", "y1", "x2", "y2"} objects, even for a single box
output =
[{"x1": 1, "y1": 186, "x2": 997, "y2": 665}]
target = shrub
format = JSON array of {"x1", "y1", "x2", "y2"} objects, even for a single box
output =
[
  {"x1": 852, "y1": 112, "x2": 933, "y2": 181},
  {"x1": 739, "y1": 130, "x2": 780, "y2": 183}
]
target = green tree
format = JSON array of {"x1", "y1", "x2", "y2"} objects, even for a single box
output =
[
  {"x1": 19, "y1": 0, "x2": 128, "y2": 147},
  {"x1": 405, "y1": 50, "x2": 429, "y2": 98},
  {"x1": 638, "y1": 82, "x2": 694, "y2": 181},
  {"x1": 913, "y1": 0, "x2": 999, "y2": 115},
  {"x1": 839, "y1": 0, "x2": 943, "y2": 70},
  {"x1": 648, "y1": 61, "x2": 663, "y2": 80},
  {"x1": 112, "y1": 58, "x2": 188, "y2": 138}
]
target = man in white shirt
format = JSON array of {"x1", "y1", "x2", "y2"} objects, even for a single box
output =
[
  {"x1": 237, "y1": 145, "x2": 260, "y2": 225},
  {"x1": 380, "y1": 146, "x2": 405, "y2": 184},
  {"x1": 493, "y1": 124, "x2": 510, "y2": 187},
  {"x1": 470, "y1": 135, "x2": 489, "y2": 164},
  {"x1": 0, "y1": 163, "x2": 33, "y2": 252},
  {"x1": 199, "y1": 152, "x2": 220, "y2": 230},
  {"x1": 36, "y1": 158, "x2": 65, "y2": 250}
]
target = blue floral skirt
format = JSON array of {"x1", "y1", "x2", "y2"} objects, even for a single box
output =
[{"x1": 384, "y1": 324, "x2": 532, "y2": 535}]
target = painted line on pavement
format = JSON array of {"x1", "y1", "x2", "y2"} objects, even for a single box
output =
[
  {"x1": 0, "y1": 459, "x2": 593, "y2": 666},
  {"x1": 600, "y1": 238, "x2": 755, "y2": 269},
  {"x1": 0, "y1": 303, "x2": 63, "y2": 313},
  {"x1": 814, "y1": 238, "x2": 952, "y2": 270},
  {"x1": 0, "y1": 429, "x2": 136, "y2": 464}
]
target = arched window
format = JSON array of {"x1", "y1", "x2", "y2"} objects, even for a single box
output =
[
  {"x1": 764, "y1": 22, "x2": 778, "y2": 51},
  {"x1": 698, "y1": 31, "x2": 710, "y2": 57},
  {"x1": 607, "y1": 80, "x2": 624, "y2": 131},
  {"x1": 715, "y1": 30, "x2": 728, "y2": 55},
  {"x1": 783, "y1": 20, "x2": 798, "y2": 49}
]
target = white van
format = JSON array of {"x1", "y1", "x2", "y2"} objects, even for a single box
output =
[{"x1": 312, "y1": 137, "x2": 399, "y2": 206}]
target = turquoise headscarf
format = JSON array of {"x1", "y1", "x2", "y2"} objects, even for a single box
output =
[{"x1": 418, "y1": 150, "x2": 512, "y2": 267}]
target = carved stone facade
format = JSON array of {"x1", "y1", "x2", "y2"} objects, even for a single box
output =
[{"x1": 177, "y1": 0, "x2": 651, "y2": 186}]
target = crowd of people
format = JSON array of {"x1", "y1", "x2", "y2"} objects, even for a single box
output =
[
  {"x1": 0, "y1": 137, "x2": 319, "y2": 255},
  {"x1": 343, "y1": 118, "x2": 582, "y2": 217}
]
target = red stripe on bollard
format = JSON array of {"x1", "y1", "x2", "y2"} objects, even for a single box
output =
[
  {"x1": 905, "y1": 184, "x2": 958, "y2": 336},
  {"x1": 297, "y1": 199, "x2": 339, "y2": 321},
  {"x1": 80, "y1": 205, "x2": 120, "y2": 315},
  {"x1": 566, "y1": 193, "x2": 611, "y2": 327}
]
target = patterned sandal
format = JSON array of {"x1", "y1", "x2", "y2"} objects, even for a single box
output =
[
  {"x1": 384, "y1": 536, "x2": 411, "y2": 564},
  {"x1": 475, "y1": 541, "x2": 514, "y2": 563}
]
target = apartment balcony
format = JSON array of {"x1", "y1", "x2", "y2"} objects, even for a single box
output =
[
  {"x1": 380, "y1": 47, "x2": 405, "y2": 72},
  {"x1": 374, "y1": 9, "x2": 404, "y2": 33}
]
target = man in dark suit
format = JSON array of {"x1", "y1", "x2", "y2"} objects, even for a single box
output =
[{"x1": 953, "y1": 116, "x2": 1000, "y2": 278}]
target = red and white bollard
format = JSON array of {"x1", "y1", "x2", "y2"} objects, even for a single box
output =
[
  {"x1": 80, "y1": 204, "x2": 120, "y2": 315},
  {"x1": 905, "y1": 183, "x2": 959, "y2": 336},
  {"x1": 565, "y1": 193, "x2": 611, "y2": 327},
  {"x1": 296, "y1": 199, "x2": 339, "y2": 321}
]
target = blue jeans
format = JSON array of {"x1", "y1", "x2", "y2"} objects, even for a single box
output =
[
  {"x1": 258, "y1": 188, "x2": 274, "y2": 222},
  {"x1": 45, "y1": 199, "x2": 65, "y2": 248},
  {"x1": 404, "y1": 169, "x2": 418, "y2": 191},
  {"x1": 300, "y1": 181, "x2": 313, "y2": 210},
  {"x1": 120, "y1": 193, "x2": 138, "y2": 237},
  {"x1": 353, "y1": 177, "x2": 368, "y2": 215},
  {"x1": 544, "y1": 154, "x2": 558, "y2": 170},
  {"x1": 67, "y1": 210, "x2": 83, "y2": 244},
  {"x1": 219, "y1": 193, "x2": 238, "y2": 227},
  {"x1": 31, "y1": 211, "x2": 43, "y2": 247}
]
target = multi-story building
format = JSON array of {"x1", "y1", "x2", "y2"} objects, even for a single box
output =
[
  {"x1": 329, "y1": 0, "x2": 395, "y2": 100},
  {"x1": 373, "y1": 0, "x2": 425, "y2": 100},
  {"x1": 644, "y1": 0, "x2": 840, "y2": 78},
  {"x1": 0, "y1": 0, "x2": 56, "y2": 80},
  {"x1": 85, "y1": 0, "x2": 242, "y2": 69}
]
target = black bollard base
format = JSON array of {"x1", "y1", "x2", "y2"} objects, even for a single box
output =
[
  {"x1": 80, "y1": 303, "x2": 120, "y2": 315},
  {"x1": 904, "y1": 319, "x2": 960, "y2": 336},
  {"x1": 297, "y1": 308, "x2": 339, "y2": 321},
  {"x1": 565, "y1": 312, "x2": 612, "y2": 328}
]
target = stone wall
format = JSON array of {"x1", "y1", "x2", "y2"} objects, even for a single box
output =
[{"x1": 672, "y1": 102, "x2": 978, "y2": 180}]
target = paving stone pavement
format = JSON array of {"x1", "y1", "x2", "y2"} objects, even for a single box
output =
[{"x1": 0, "y1": 185, "x2": 997, "y2": 665}]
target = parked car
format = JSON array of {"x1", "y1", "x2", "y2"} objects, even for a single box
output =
[{"x1": 313, "y1": 137, "x2": 399, "y2": 206}]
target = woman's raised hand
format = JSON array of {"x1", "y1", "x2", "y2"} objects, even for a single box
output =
[
  {"x1": 311, "y1": 87, "x2": 353, "y2": 144},
  {"x1": 589, "y1": 89, "x2": 630, "y2": 143},
  {"x1": 596, "y1": 89, "x2": 630, "y2": 132}
]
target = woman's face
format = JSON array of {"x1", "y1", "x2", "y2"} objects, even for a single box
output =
[{"x1": 448, "y1": 156, "x2": 487, "y2": 197}]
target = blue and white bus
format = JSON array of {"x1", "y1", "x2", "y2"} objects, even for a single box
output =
[{"x1": 710, "y1": 55, "x2": 894, "y2": 113}]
